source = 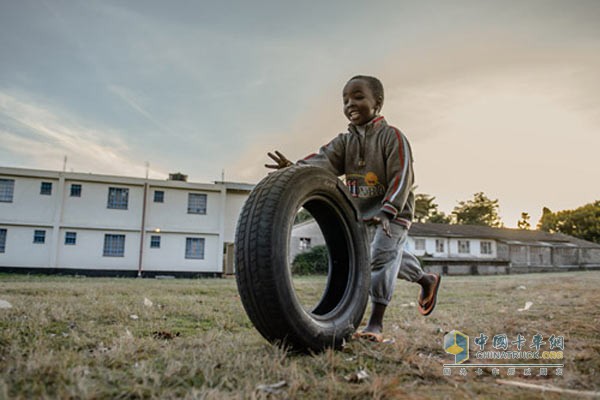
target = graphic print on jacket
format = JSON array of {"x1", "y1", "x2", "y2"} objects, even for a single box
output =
[{"x1": 346, "y1": 172, "x2": 386, "y2": 199}]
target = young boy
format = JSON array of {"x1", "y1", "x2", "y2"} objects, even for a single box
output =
[{"x1": 266, "y1": 75, "x2": 441, "y2": 341}]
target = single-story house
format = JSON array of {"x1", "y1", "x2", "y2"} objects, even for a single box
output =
[{"x1": 291, "y1": 221, "x2": 600, "y2": 275}]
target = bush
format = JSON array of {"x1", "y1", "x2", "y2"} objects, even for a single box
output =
[{"x1": 292, "y1": 245, "x2": 329, "y2": 275}]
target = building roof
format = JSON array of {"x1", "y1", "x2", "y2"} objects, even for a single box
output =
[
  {"x1": 409, "y1": 222, "x2": 600, "y2": 249},
  {"x1": 0, "y1": 166, "x2": 254, "y2": 193}
]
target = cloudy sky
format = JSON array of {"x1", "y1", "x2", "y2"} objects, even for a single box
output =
[{"x1": 1, "y1": 0, "x2": 599, "y2": 227}]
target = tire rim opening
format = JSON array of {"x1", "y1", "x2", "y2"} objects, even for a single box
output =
[{"x1": 289, "y1": 195, "x2": 353, "y2": 317}]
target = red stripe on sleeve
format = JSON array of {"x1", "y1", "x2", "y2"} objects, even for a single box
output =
[{"x1": 384, "y1": 127, "x2": 405, "y2": 202}]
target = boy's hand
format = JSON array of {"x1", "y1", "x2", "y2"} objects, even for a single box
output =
[
  {"x1": 364, "y1": 211, "x2": 392, "y2": 238},
  {"x1": 265, "y1": 150, "x2": 293, "y2": 169}
]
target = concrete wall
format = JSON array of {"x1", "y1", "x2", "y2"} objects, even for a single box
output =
[
  {"x1": 0, "y1": 225, "x2": 53, "y2": 267},
  {"x1": 581, "y1": 248, "x2": 600, "y2": 265},
  {"x1": 142, "y1": 232, "x2": 220, "y2": 272},
  {"x1": 528, "y1": 245, "x2": 552, "y2": 266},
  {"x1": 145, "y1": 186, "x2": 221, "y2": 234},
  {"x1": 552, "y1": 246, "x2": 580, "y2": 266},
  {"x1": 223, "y1": 192, "x2": 248, "y2": 243},
  {"x1": 509, "y1": 244, "x2": 529, "y2": 265},
  {"x1": 407, "y1": 236, "x2": 497, "y2": 259},
  {"x1": 62, "y1": 181, "x2": 144, "y2": 230},
  {"x1": 57, "y1": 229, "x2": 140, "y2": 271},
  {"x1": 0, "y1": 176, "x2": 59, "y2": 225},
  {"x1": 289, "y1": 220, "x2": 327, "y2": 262}
]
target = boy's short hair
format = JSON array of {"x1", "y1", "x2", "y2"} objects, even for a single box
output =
[{"x1": 348, "y1": 75, "x2": 384, "y2": 104}]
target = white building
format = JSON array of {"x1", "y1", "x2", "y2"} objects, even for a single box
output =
[{"x1": 0, "y1": 167, "x2": 252, "y2": 276}]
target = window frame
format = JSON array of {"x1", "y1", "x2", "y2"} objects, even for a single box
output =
[
  {"x1": 103, "y1": 234, "x2": 126, "y2": 257},
  {"x1": 458, "y1": 240, "x2": 470, "y2": 254},
  {"x1": 70, "y1": 184, "x2": 82, "y2": 197},
  {"x1": 33, "y1": 230, "x2": 46, "y2": 244},
  {"x1": 480, "y1": 241, "x2": 493, "y2": 255},
  {"x1": 107, "y1": 187, "x2": 129, "y2": 210},
  {"x1": 150, "y1": 235, "x2": 161, "y2": 249},
  {"x1": 40, "y1": 182, "x2": 53, "y2": 195},
  {"x1": 65, "y1": 231, "x2": 77, "y2": 245},
  {"x1": 185, "y1": 237, "x2": 205, "y2": 259},
  {"x1": 299, "y1": 237, "x2": 312, "y2": 250},
  {"x1": 0, "y1": 179, "x2": 15, "y2": 202},
  {"x1": 414, "y1": 238, "x2": 426, "y2": 251},
  {"x1": 187, "y1": 193, "x2": 207, "y2": 215},
  {"x1": 435, "y1": 239, "x2": 445, "y2": 253},
  {"x1": 153, "y1": 190, "x2": 164, "y2": 203},
  {"x1": 0, "y1": 229, "x2": 6, "y2": 253}
]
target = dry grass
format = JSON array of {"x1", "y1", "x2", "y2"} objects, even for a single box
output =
[{"x1": 0, "y1": 271, "x2": 599, "y2": 399}]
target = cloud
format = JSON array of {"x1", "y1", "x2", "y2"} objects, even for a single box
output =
[
  {"x1": 0, "y1": 91, "x2": 166, "y2": 178},
  {"x1": 107, "y1": 84, "x2": 175, "y2": 136}
]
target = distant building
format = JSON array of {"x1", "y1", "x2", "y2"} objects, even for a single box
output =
[
  {"x1": 0, "y1": 166, "x2": 253, "y2": 276},
  {"x1": 291, "y1": 221, "x2": 600, "y2": 275},
  {"x1": 289, "y1": 219, "x2": 326, "y2": 263},
  {"x1": 407, "y1": 223, "x2": 600, "y2": 274}
]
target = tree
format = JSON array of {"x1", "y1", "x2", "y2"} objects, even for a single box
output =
[
  {"x1": 537, "y1": 201, "x2": 600, "y2": 244},
  {"x1": 294, "y1": 208, "x2": 313, "y2": 224},
  {"x1": 414, "y1": 193, "x2": 451, "y2": 224},
  {"x1": 452, "y1": 192, "x2": 503, "y2": 227},
  {"x1": 517, "y1": 212, "x2": 531, "y2": 230},
  {"x1": 428, "y1": 211, "x2": 452, "y2": 224}
]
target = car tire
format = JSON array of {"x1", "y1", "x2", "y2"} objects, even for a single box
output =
[{"x1": 235, "y1": 165, "x2": 370, "y2": 352}]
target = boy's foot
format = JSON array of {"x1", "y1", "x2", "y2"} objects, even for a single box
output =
[
  {"x1": 417, "y1": 273, "x2": 441, "y2": 316},
  {"x1": 352, "y1": 331, "x2": 395, "y2": 344},
  {"x1": 352, "y1": 331, "x2": 384, "y2": 343}
]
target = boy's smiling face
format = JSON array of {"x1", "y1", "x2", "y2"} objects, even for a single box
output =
[{"x1": 343, "y1": 79, "x2": 382, "y2": 126}]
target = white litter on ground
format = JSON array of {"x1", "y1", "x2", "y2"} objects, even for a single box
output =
[
  {"x1": 0, "y1": 299, "x2": 13, "y2": 309},
  {"x1": 518, "y1": 301, "x2": 533, "y2": 312}
]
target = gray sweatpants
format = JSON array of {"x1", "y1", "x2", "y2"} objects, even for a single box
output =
[{"x1": 368, "y1": 223, "x2": 424, "y2": 305}]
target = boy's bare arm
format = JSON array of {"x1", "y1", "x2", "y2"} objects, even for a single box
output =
[{"x1": 265, "y1": 150, "x2": 293, "y2": 169}]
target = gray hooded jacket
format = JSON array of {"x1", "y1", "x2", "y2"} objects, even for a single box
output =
[{"x1": 298, "y1": 116, "x2": 415, "y2": 226}]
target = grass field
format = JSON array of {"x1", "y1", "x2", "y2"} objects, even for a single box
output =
[{"x1": 1, "y1": 271, "x2": 599, "y2": 399}]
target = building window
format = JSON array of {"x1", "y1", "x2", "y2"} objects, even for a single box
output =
[
  {"x1": 458, "y1": 240, "x2": 470, "y2": 254},
  {"x1": 103, "y1": 234, "x2": 125, "y2": 257},
  {"x1": 185, "y1": 238, "x2": 205, "y2": 259},
  {"x1": 188, "y1": 193, "x2": 207, "y2": 214},
  {"x1": 0, "y1": 179, "x2": 15, "y2": 202},
  {"x1": 415, "y1": 238, "x2": 426, "y2": 251},
  {"x1": 435, "y1": 239, "x2": 445, "y2": 253},
  {"x1": 150, "y1": 235, "x2": 161, "y2": 248},
  {"x1": 0, "y1": 229, "x2": 6, "y2": 253},
  {"x1": 65, "y1": 232, "x2": 77, "y2": 245},
  {"x1": 70, "y1": 184, "x2": 82, "y2": 197},
  {"x1": 481, "y1": 241, "x2": 492, "y2": 255},
  {"x1": 33, "y1": 230, "x2": 46, "y2": 244},
  {"x1": 153, "y1": 190, "x2": 164, "y2": 203},
  {"x1": 107, "y1": 187, "x2": 129, "y2": 209},
  {"x1": 299, "y1": 237, "x2": 311, "y2": 250},
  {"x1": 40, "y1": 182, "x2": 53, "y2": 195}
]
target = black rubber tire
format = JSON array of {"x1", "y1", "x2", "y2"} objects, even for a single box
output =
[{"x1": 235, "y1": 165, "x2": 370, "y2": 352}]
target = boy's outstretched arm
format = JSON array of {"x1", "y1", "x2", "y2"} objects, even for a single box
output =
[{"x1": 265, "y1": 150, "x2": 293, "y2": 169}]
